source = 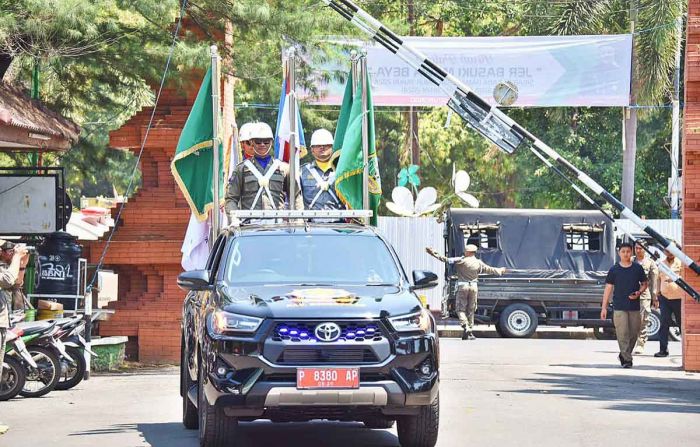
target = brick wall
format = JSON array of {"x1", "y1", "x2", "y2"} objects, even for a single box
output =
[
  {"x1": 683, "y1": 0, "x2": 700, "y2": 372},
  {"x1": 83, "y1": 86, "x2": 197, "y2": 363}
]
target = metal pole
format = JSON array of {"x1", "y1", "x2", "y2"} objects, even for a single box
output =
[
  {"x1": 287, "y1": 48, "x2": 298, "y2": 210},
  {"x1": 360, "y1": 54, "x2": 370, "y2": 213},
  {"x1": 210, "y1": 45, "x2": 221, "y2": 246},
  {"x1": 671, "y1": 11, "x2": 684, "y2": 219},
  {"x1": 350, "y1": 50, "x2": 359, "y2": 97}
]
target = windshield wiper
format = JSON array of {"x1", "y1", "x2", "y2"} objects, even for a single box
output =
[{"x1": 364, "y1": 283, "x2": 396, "y2": 287}]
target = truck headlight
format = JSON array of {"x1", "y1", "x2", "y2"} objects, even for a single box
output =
[
  {"x1": 210, "y1": 311, "x2": 263, "y2": 335},
  {"x1": 389, "y1": 309, "x2": 433, "y2": 334}
]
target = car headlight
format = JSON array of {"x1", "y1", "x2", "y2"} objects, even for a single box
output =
[
  {"x1": 210, "y1": 311, "x2": 263, "y2": 335},
  {"x1": 389, "y1": 309, "x2": 433, "y2": 334}
]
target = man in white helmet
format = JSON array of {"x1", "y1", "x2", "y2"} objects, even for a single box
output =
[
  {"x1": 225, "y1": 122, "x2": 302, "y2": 216},
  {"x1": 300, "y1": 128, "x2": 344, "y2": 212},
  {"x1": 238, "y1": 122, "x2": 256, "y2": 160}
]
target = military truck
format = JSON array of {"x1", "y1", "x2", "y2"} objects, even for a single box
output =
[{"x1": 442, "y1": 208, "x2": 617, "y2": 338}]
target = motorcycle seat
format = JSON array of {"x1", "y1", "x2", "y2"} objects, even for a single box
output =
[{"x1": 13, "y1": 320, "x2": 57, "y2": 336}]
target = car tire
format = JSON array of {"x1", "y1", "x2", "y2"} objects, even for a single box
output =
[
  {"x1": 0, "y1": 356, "x2": 26, "y2": 401},
  {"x1": 363, "y1": 417, "x2": 395, "y2": 429},
  {"x1": 56, "y1": 346, "x2": 86, "y2": 391},
  {"x1": 182, "y1": 339, "x2": 199, "y2": 430},
  {"x1": 498, "y1": 304, "x2": 538, "y2": 338},
  {"x1": 198, "y1": 359, "x2": 238, "y2": 447},
  {"x1": 20, "y1": 346, "x2": 61, "y2": 398},
  {"x1": 397, "y1": 393, "x2": 439, "y2": 447},
  {"x1": 646, "y1": 310, "x2": 662, "y2": 342}
]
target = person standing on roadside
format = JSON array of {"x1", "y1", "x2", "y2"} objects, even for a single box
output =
[
  {"x1": 600, "y1": 242, "x2": 648, "y2": 368},
  {"x1": 633, "y1": 241, "x2": 658, "y2": 354},
  {"x1": 426, "y1": 244, "x2": 505, "y2": 340},
  {"x1": 0, "y1": 239, "x2": 29, "y2": 435},
  {"x1": 655, "y1": 244, "x2": 684, "y2": 358}
]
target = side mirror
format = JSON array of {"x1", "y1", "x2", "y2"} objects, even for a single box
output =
[
  {"x1": 177, "y1": 270, "x2": 211, "y2": 291},
  {"x1": 411, "y1": 270, "x2": 439, "y2": 291}
]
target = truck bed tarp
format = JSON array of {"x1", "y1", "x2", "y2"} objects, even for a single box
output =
[{"x1": 446, "y1": 208, "x2": 614, "y2": 281}]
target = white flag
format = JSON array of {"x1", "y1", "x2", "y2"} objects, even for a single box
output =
[{"x1": 181, "y1": 213, "x2": 210, "y2": 271}]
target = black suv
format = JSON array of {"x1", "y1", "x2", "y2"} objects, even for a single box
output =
[{"x1": 179, "y1": 222, "x2": 440, "y2": 447}]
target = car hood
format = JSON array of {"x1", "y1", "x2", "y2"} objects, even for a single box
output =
[{"x1": 217, "y1": 284, "x2": 422, "y2": 319}]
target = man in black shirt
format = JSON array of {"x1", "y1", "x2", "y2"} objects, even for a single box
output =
[{"x1": 601, "y1": 242, "x2": 648, "y2": 368}]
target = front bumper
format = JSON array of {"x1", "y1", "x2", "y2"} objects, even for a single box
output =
[{"x1": 200, "y1": 327, "x2": 439, "y2": 419}]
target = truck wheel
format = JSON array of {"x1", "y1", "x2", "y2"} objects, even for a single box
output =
[
  {"x1": 498, "y1": 304, "x2": 538, "y2": 338},
  {"x1": 397, "y1": 393, "x2": 439, "y2": 447},
  {"x1": 182, "y1": 338, "x2": 198, "y2": 429},
  {"x1": 363, "y1": 417, "x2": 395, "y2": 429},
  {"x1": 494, "y1": 322, "x2": 507, "y2": 338},
  {"x1": 198, "y1": 360, "x2": 238, "y2": 447},
  {"x1": 646, "y1": 310, "x2": 662, "y2": 342}
]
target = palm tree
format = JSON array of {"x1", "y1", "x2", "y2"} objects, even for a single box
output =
[{"x1": 527, "y1": 0, "x2": 684, "y2": 211}]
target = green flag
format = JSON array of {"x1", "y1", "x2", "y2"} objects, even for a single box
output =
[
  {"x1": 334, "y1": 73, "x2": 382, "y2": 226},
  {"x1": 332, "y1": 72, "x2": 354, "y2": 153},
  {"x1": 171, "y1": 66, "x2": 225, "y2": 222}
]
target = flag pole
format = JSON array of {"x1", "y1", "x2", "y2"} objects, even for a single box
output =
[
  {"x1": 287, "y1": 48, "x2": 298, "y2": 210},
  {"x1": 360, "y1": 52, "x2": 370, "y2": 216},
  {"x1": 210, "y1": 45, "x2": 221, "y2": 247}
]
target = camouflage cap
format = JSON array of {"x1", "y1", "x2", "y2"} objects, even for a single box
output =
[
  {"x1": 465, "y1": 244, "x2": 478, "y2": 252},
  {"x1": 0, "y1": 239, "x2": 15, "y2": 250}
]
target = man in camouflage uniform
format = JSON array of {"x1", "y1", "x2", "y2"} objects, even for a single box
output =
[
  {"x1": 633, "y1": 241, "x2": 658, "y2": 354},
  {"x1": 1, "y1": 239, "x2": 28, "y2": 435},
  {"x1": 427, "y1": 244, "x2": 505, "y2": 340},
  {"x1": 225, "y1": 122, "x2": 302, "y2": 223}
]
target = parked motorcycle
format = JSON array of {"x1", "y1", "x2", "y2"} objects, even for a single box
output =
[
  {"x1": 53, "y1": 315, "x2": 97, "y2": 390},
  {"x1": 10, "y1": 318, "x2": 64, "y2": 398},
  {"x1": 0, "y1": 326, "x2": 38, "y2": 401}
]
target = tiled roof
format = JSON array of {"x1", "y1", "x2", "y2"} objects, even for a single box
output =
[{"x1": 0, "y1": 81, "x2": 80, "y2": 144}]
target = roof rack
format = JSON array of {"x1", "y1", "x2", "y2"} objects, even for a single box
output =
[{"x1": 228, "y1": 210, "x2": 373, "y2": 221}]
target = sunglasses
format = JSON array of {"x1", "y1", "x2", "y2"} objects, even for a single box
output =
[{"x1": 253, "y1": 138, "x2": 272, "y2": 145}]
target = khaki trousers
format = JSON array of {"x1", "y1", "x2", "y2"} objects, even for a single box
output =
[
  {"x1": 457, "y1": 284, "x2": 478, "y2": 331},
  {"x1": 635, "y1": 298, "x2": 652, "y2": 349},
  {"x1": 613, "y1": 310, "x2": 641, "y2": 363}
]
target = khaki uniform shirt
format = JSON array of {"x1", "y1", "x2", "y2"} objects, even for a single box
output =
[
  {"x1": 224, "y1": 157, "x2": 302, "y2": 215},
  {"x1": 659, "y1": 257, "x2": 684, "y2": 300},
  {"x1": 634, "y1": 256, "x2": 657, "y2": 301},
  {"x1": 438, "y1": 255, "x2": 503, "y2": 284},
  {"x1": 0, "y1": 260, "x2": 18, "y2": 328}
]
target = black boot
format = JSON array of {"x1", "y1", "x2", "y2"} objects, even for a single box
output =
[
  {"x1": 461, "y1": 328, "x2": 469, "y2": 340},
  {"x1": 654, "y1": 350, "x2": 669, "y2": 358}
]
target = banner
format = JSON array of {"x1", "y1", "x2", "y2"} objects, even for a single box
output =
[{"x1": 305, "y1": 35, "x2": 632, "y2": 107}]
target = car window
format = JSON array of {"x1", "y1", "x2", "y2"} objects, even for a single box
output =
[{"x1": 225, "y1": 234, "x2": 401, "y2": 286}]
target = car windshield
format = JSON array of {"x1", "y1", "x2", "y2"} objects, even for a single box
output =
[{"x1": 225, "y1": 233, "x2": 402, "y2": 286}]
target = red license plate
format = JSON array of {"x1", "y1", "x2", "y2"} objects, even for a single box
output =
[{"x1": 296, "y1": 367, "x2": 360, "y2": 389}]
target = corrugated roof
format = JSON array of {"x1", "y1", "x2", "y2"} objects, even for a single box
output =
[{"x1": 0, "y1": 81, "x2": 80, "y2": 145}]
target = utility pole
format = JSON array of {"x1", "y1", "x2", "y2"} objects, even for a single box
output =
[
  {"x1": 621, "y1": 0, "x2": 638, "y2": 210},
  {"x1": 670, "y1": 7, "x2": 684, "y2": 219},
  {"x1": 407, "y1": 0, "x2": 420, "y2": 165}
]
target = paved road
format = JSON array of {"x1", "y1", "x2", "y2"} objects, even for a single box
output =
[{"x1": 1, "y1": 338, "x2": 698, "y2": 447}]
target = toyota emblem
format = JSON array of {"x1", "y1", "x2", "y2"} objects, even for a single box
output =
[{"x1": 315, "y1": 322, "x2": 341, "y2": 342}]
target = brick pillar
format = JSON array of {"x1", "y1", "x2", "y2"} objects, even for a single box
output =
[
  {"x1": 84, "y1": 83, "x2": 202, "y2": 363},
  {"x1": 682, "y1": 0, "x2": 700, "y2": 372}
]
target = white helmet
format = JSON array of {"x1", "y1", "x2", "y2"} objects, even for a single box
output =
[
  {"x1": 250, "y1": 122, "x2": 274, "y2": 140},
  {"x1": 238, "y1": 122, "x2": 255, "y2": 142},
  {"x1": 310, "y1": 128, "x2": 334, "y2": 147}
]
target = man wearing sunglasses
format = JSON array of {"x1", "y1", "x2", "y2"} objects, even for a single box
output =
[
  {"x1": 0, "y1": 239, "x2": 28, "y2": 435},
  {"x1": 238, "y1": 122, "x2": 255, "y2": 160},
  {"x1": 300, "y1": 128, "x2": 344, "y2": 212},
  {"x1": 225, "y1": 122, "x2": 302, "y2": 220}
]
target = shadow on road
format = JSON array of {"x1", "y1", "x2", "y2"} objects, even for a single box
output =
[
  {"x1": 70, "y1": 421, "x2": 399, "y2": 447},
  {"x1": 508, "y1": 372, "x2": 700, "y2": 414}
]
